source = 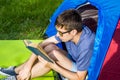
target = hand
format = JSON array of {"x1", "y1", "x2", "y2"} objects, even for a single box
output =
[
  {"x1": 38, "y1": 42, "x2": 44, "y2": 48},
  {"x1": 17, "y1": 68, "x2": 31, "y2": 80},
  {"x1": 38, "y1": 56, "x2": 51, "y2": 68},
  {"x1": 38, "y1": 56, "x2": 59, "y2": 74}
]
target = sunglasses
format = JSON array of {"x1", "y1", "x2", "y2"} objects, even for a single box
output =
[{"x1": 58, "y1": 30, "x2": 71, "y2": 36}]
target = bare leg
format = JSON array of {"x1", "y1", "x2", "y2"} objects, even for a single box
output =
[
  {"x1": 30, "y1": 61, "x2": 51, "y2": 78},
  {"x1": 14, "y1": 54, "x2": 37, "y2": 73},
  {"x1": 44, "y1": 43, "x2": 73, "y2": 70},
  {"x1": 29, "y1": 43, "x2": 73, "y2": 78},
  {"x1": 14, "y1": 58, "x2": 51, "y2": 78},
  {"x1": 30, "y1": 43, "x2": 59, "y2": 78},
  {"x1": 14, "y1": 62, "x2": 26, "y2": 74},
  {"x1": 50, "y1": 49, "x2": 73, "y2": 70},
  {"x1": 14, "y1": 43, "x2": 72, "y2": 79},
  {"x1": 13, "y1": 43, "x2": 58, "y2": 78},
  {"x1": 15, "y1": 59, "x2": 38, "y2": 74}
]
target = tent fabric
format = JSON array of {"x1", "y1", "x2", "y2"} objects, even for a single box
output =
[
  {"x1": 98, "y1": 20, "x2": 120, "y2": 80},
  {"x1": 45, "y1": 0, "x2": 88, "y2": 49},
  {"x1": 88, "y1": 0, "x2": 120, "y2": 80},
  {"x1": 45, "y1": 0, "x2": 87, "y2": 37},
  {"x1": 77, "y1": 4, "x2": 98, "y2": 33},
  {"x1": 45, "y1": 0, "x2": 120, "y2": 80}
]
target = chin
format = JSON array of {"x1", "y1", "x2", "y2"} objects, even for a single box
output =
[{"x1": 61, "y1": 39, "x2": 69, "y2": 42}]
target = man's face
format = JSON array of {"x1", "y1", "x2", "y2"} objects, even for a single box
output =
[{"x1": 56, "y1": 26, "x2": 74, "y2": 42}]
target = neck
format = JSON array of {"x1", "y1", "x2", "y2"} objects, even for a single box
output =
[{"x1": 71, "y1": 31, "x2": 82, "y2": 44}]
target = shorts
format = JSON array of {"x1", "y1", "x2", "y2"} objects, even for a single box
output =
[
  {"x1": 67, "y1": 54, "x2": 77, "y2": 72},
  {"x1": 61, "y1": 54, "x2": 77, "y2": 80},
  {"x1": 61, "y1": 54, "x2": 88, "y2": 80}
]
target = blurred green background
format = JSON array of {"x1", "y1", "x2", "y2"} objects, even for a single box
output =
[
  {"x1": 0, "y1": 0, "x2": 63, "y2": 79},
  {"x1": 0, "y1": 0, "x2": 62, "y2": 39}
]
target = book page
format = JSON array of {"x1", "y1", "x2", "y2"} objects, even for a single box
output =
[{"x1": 23, "y1": 40, "x2": 54, "y2": 63}]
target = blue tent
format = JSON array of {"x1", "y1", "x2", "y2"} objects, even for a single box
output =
[{"x1": 45, "y1": 0, "x2": 120, "y2": 80}]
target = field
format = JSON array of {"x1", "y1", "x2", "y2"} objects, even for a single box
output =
[
  {"x1": 0, "y1": 0, "x2": 62, "y2": 39},
  {"x1": 0, "y1": 0, "x2": 63, "y2": 79}
]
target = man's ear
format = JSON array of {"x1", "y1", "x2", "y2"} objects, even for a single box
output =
[{"x1": 70, "y1": 29, "x2": 77, "y2": 36}]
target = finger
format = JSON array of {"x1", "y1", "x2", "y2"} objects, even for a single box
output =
[
  {"x1": 26, "y1": 74, "x2": 31, "y2": 80},
  {"x1": 26, "y1": 76, "x2": 30, "y2": 80},
  {"x1": 38, "y1": 56, "x2": 44, "y2": 61},
  {"x1": 38, "y1": 56, "x2": 41, "y2": 61},
  {"x1": 38, "y1": 56, "x2": 48, "y2": 65},
  {"x1": 17, "y1": 75, "x2": 24, "y2": 80},
  {"x1": 17, "y1": 75, "x2": 21, "y2": 80}
]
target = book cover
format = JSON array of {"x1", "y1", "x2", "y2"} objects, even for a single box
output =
[{"x1": 23, "y1": 40, "x2": 54, "y2": 63}]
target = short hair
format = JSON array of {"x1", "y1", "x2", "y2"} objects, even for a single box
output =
[{"x1": 55, "y1": 9, "x2": 82, "y2": 32}]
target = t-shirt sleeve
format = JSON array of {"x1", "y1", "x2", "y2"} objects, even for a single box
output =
[{"x1": 55, "y1": 35, "x2": 62, "y2": 42}]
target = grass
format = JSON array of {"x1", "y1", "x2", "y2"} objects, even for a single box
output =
[
  {"x1": 0, "y1": 0, "x2": 63, "y2": 39},
  {"x1": 0, "y1": 0, "x2": 63, "y2": 78},
  {"x1": 0, "y1": 40, "x2": 54, "y2": 80}
]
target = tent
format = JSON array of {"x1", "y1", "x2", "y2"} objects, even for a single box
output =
[
  {"x1": 45, "y1": 0, "x2": 120, "y2": 80},
  {"x1": 98, "y1": 20, "x2": 120, "y2": 80}
]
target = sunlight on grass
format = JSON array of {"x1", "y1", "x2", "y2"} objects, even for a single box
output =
[
  {"x1": 0, "y1": 0, "x2": 63, "y2": 39},
  {"x1": 0, "y1": 40, "x2": 54, "y2": 80}
]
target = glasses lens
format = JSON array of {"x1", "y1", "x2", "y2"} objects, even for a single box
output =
[{"x1": 58, "y1": 31, "x2": 63, "y2": 36}]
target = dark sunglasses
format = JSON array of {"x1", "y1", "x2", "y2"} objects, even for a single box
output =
[{"x1": 58, "y1": 30, "x2": 71, "y2": 36}]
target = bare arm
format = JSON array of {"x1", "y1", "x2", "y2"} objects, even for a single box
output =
[
  {"x1": 23, "y1": 53, "x2": 38, "y2": 70},
  {"x1": 50, "y1": 62, "x2": 87, "y2": 80},
  {"x1": 21, "y1": 35, "x2": 59, "y2": 70},
  {"x1": 17, "y1": 36, "x2": 59, "y2": 80},
  {"x1": 17, "y1": 53, "x2": 38, "y2": 80},
  {"x1": 38, "y1": 56, "x2": 87, "y2": 80},
  {"x1": 39, "y1": 35, "x2": 60, "y2": 48}
]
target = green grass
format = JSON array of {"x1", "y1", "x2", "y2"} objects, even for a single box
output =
[
  {"x1": 0, "y1": 0, "x2": 63, "y2": 39},
  {"x1": 0, "y1": 40, "x2": 54, "y2": 80}
]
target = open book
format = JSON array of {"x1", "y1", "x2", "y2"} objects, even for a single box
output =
[{"x1": 23, "y1": 40, "x2": 54, "y2": 63}]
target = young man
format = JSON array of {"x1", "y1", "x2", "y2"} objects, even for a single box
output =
[{"x1": 0, "y1": 9, "x2": 95, "y2": 80}]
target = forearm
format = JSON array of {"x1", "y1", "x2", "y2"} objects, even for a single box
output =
[
  {"x1": 24, "y1": 53, "x2": 38, "y2": 70},
  {"x1": 39, "y1": 36, "x2": 60, "y2": 48},
  {"x1": 38, "y1": 56, "x2": 86, "y2": 80},
  {"x1": 49, "y1": 63, "x2": 80, "y2": 80}
]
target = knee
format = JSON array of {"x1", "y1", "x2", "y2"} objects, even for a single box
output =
[
  {"x1": 48, "y1": 49, "x2": 68, "y2": 62},
  {"x1": 48, "y1": 49, "x2": 59, "y2": 61},
  {"x1": 44, "y1": 43, "x2": 59, "y2": 53}
]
